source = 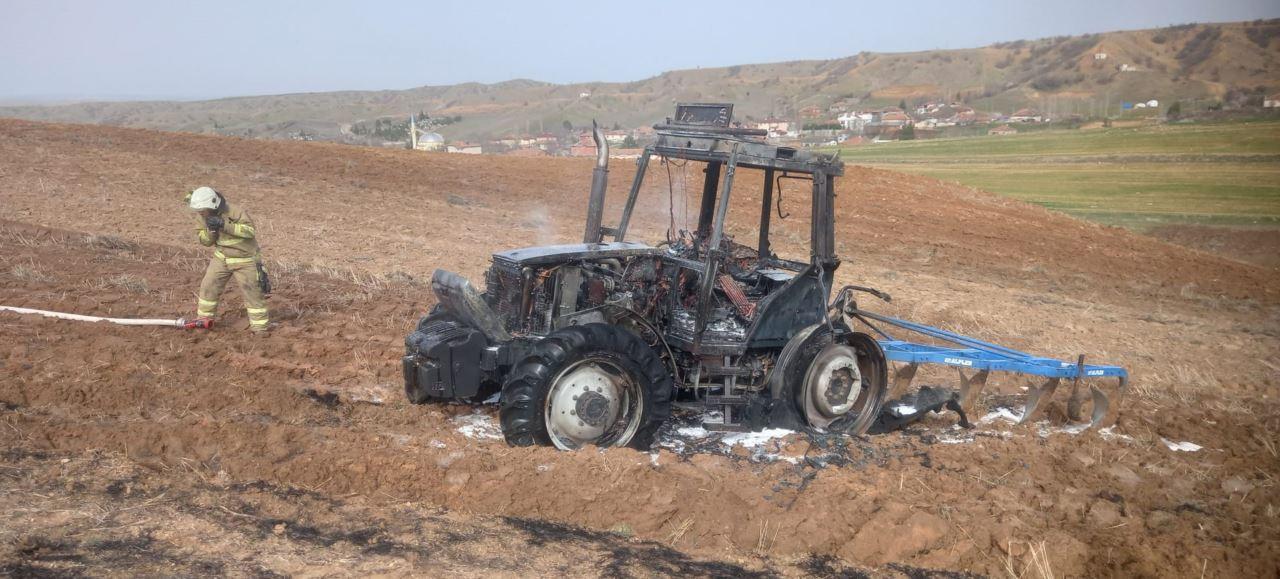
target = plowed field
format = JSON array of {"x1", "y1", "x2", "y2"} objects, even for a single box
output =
[{"x1": 1, "y1": 120, "x2": 1277, "y2": 577}]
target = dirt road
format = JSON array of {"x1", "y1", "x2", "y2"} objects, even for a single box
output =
[{"x1": 1, "y1": 120, "x2": 1277, "y2": 577}]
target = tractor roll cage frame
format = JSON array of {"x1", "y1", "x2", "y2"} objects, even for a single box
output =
[
  {"x1": 576, "y1": 110, "x2": 846, "y2": 352},
  {"x1": 604, "y1": 125, "x2": 843, "y2": 269}
]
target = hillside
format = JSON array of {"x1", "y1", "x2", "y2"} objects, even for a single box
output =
[{"x1": 1, "y1": 20, "x2": 1277, "y2": 142}]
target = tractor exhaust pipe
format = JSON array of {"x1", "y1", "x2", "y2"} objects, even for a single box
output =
[{"x1": 582, "y1": 120, "x2": 609, "y2": 244}]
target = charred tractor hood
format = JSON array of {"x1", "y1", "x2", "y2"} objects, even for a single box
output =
[
  {"x1": 491, "y1": 242, "x2": 660, "y2": 267},
  {"x1": 405, "y1": 242, "x2": 662, "y2": 403}
]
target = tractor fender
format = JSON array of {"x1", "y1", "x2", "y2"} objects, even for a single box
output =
[
  {"x1": 769, "y1": 323, "x2": 824, "y2": 399},
  {"x1": 768, "y1": 323, "x2": 887, "y2": 400}
]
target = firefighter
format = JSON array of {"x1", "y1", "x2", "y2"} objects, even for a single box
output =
[{"x1": 186, "y1": 186, "x2": 272, "y2": 333}]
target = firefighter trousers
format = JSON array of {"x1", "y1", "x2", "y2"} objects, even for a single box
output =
[{"x1": 196, "y1": 254, "x2": 269, "y2": 331}]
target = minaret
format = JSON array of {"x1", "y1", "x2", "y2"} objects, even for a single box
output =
[{"x1": 410, "y1": 115, "x2": 418, "y2": 150}]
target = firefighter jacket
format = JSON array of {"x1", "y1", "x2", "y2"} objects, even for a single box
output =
[{"x1": 194, "y1": 203, "x2": 260, "y2": 260}]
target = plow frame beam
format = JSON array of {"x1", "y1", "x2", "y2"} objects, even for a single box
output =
[{"x1": 849, "y1": 309, "x2": 1129, "y2": 428}]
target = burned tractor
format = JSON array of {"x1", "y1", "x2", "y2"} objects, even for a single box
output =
[{"x1": 404, "y1": 103, "x2": 1129, "y2": 450}]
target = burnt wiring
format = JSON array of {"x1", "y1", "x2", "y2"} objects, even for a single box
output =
[
  {"x1": 664, "y1": 156, "x2": 676, "y2": 243},
  {"x1": 774, "y1": 172, "x2": 813, "y2": 220},
  {"x1": 775, "y1": 173, "x2": 789, "y2": 219},
  {"x1": 661, "y1": 156, "x2": 689, "y2": 244},
  {"x1": 609, "y1": 302, "x2": 682, "y2": 385}
]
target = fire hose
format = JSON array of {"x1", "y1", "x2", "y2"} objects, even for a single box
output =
[{"x1": 0, "y1": 305, "x2": 212, "y2": 329}]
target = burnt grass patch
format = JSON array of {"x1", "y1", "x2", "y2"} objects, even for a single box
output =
[
  {"x1": 189, "y1": 494, "x2": 520, "y2": 571},
  {"x1": 196, "y1": 500, "x2": 437, "y2": 562},
  {"x1": 2, "y1": 533, "x2": 241, "y2": 577},
  {"x1": 800, "y1": 553, "x2": 873, "y2": 578},
  {"x1": 885, "y1": 562, "x2": 987, "y2": 579},
  {"x1": 1, "y1": 448, "x2": 53, "y2": 463},
  {"x1": 302, "y1": 388, "x2": 341, "y2": 409},
  {"x1": 502, "y1": 516, "x2": 775, "y2": 579}
]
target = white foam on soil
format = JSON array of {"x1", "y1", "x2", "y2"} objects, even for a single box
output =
[
  {"x1": 1161, "y1": 438, "x2": 1202, "y2": 452},
  {"x1": 1035, "y1": 421, "x2": 1091, "y2": 438},
  {"x1": 658, "y1": 421, "x2": 800, "y2": 463},
  {"x1": 893, "y1": 404, "x2": 918, "y2": 416},
  {"x1": 720, "y1": 428, "x2": 794, "y2": 449},
  {"x1": 937, "y1": 432, "x2": 975, "y2": 444},
  {"x1": 676, "y1": 425, "x2": 711, "y2": 438},
  {"x1": 452, "y1": 413, "x2": 503, "y2": 440},
  {"x1": 1098, "y1": 426, "x2": 1134, "y2": 443},
  {"x1": 657, "y1": 439, "x2": 687, "y2": 454},
  {"x1": 979, "y1": 407, "x2": 1024, "y2": 424},
  {"x1": 763, "y1": 453, "x2": 802, "y2": 464}
]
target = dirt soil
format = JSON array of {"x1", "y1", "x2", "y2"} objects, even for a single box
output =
[
  {"x1": 1, "y1": 119, "x2": 1279, "y2": 577},
  {"x1": 1149, "y1": 225, "x2": 1280, "y2": 270}
]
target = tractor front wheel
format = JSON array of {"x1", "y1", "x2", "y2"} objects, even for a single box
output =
[{"x1": 499, "y1": 323, "x2": 673, "y2": 450}]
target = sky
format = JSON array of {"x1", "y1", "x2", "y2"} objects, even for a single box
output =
[{"x1": 1, "y1": 0, "x2": 1277, "y2": 102}]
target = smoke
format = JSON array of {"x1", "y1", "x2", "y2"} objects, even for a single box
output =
[
  {"x1": 626, "y1": 157, "x2": 693, "y2": 244},
  {"x1": 523, "y1": 204, "x2": 559, "y2": 246}
]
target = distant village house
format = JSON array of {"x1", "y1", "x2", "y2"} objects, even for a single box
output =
[
  {"x1": 447, "y1": 143, "x2": 482, "y2": 154},
  {"x1": 879, "y1": 111, "x2": 911, "y2": 127},
  {"x1": 751, "y1": 118, "x2": 792, "y2": 135},
  {"x1": 1009, "y1": 109, "x2": 1044, "y2": 123}
]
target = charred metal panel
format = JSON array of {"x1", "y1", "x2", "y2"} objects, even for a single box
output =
[
  {"x1": 812, "y1": 171, "x2": 837, "y2": 265},
  {"x1": 652, "y1": 132, "x2": 843, "y2": 176},
  {"x1": 431, "y1": 269, "x2": 512, "y2": 342},
  {"x1": 671, "y1": 103, "x2": 734, "y2": 127},
  {"x1": 759, "y1": 167, "x2": 775, "y2": 257},
  {"x1": 404, "y1": 318, "x2": 487, "y2": 400},
  {"x1": 552, "y1": 266, "x2": 583, "y2": 330},
  {"x1": 493, "y1": 242, "x2": 660, "y2": 267},
  {"x1": 696, "y1": 161, "x2": 722, "y2": 238},
  {"x1": 745, "y1": 265, "x2": 831, "y2": 348}
]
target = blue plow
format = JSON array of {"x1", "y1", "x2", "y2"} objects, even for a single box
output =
[{"x1": 850, "y1": 309, "x2": 1130, "y2": 429}]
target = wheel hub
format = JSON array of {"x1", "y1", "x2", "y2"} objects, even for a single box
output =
[
  {"x1": 825, "y1": 367, "x2": 856, "y2": 407},
  {"x1": 545, "y1": 361, "x2": 630, "y2": 449},
  {"x1": 576, "y1": 391, "x2": 612, "y2": 427},
  {"x1": 802, "y1": 343, "x2": 863, "y2": 428}
]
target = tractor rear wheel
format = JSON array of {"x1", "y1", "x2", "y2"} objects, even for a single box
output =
[
  {"x1": 787, "y1": 329, "x2": 888, "y2": 434},
  {"x1": 500, "y1": 323, "x2": 673, "y2": 450}
]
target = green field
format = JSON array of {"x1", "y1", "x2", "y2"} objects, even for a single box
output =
[{"x1": 828, "y1": 121, "x2": 1280, "y2": 230}]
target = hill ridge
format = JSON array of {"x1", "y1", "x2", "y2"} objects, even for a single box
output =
[{"x1": 0, "y1": 19, "x2": 1276, "y2": 142}]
